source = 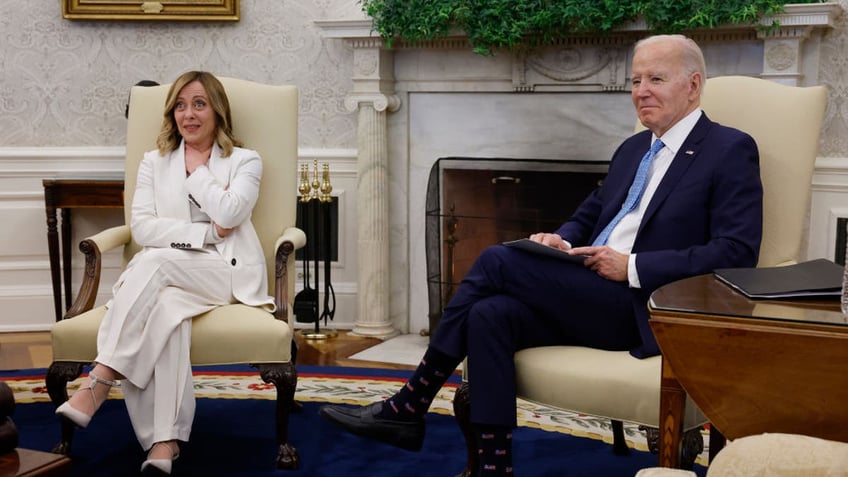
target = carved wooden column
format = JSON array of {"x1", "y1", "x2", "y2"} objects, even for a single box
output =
[{"x1": 345, "y1": 40, "x2": 401, "y2": 338}]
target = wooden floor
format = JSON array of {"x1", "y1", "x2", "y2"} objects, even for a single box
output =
[{"x1": 0, "y1": 330, "x2": 417, "y2": 371}]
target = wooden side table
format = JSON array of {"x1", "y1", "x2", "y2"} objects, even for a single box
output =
[
  {"x1": 43, "y1": 179, "x2": 124, "y2": 322},
  {"x1": 649, "y1": 274, "x2": 847, "y2": 467},
  {"x1": 0, "y1": 448, "x2": 71, "y2": 477}
]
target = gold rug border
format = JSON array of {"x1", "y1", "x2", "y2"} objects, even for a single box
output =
[{"x1": 1, "y1": 371, "x2": 707, "y2": 465}]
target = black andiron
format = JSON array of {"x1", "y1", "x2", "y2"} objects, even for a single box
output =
[{"x1": 293, "y1": 160, "x2": 336, "y2": 339}]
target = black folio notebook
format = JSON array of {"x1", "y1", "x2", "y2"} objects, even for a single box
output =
[
  {"x1": 713, "y1": 258, "x2": 844, "y2": 299},
  {"x1": 502, "y1": 238, "x2": 587, "y2": 264}
]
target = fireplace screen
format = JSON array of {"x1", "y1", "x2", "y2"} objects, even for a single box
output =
[{"x1": 425, "y1": 157, "x2": 608, "y2": 337}]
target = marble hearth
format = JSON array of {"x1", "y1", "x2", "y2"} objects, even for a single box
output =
[{"x1": 317, "y1": 4, "x2": 842, "y2": 338}]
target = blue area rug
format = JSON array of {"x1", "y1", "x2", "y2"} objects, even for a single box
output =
[{"x1": 2, "y1": 365, "x2": 708, "y2": 476}]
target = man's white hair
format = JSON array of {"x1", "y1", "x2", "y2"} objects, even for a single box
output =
[{"x1": 634, "y1": 34, "x2": 706, "y2": 87}]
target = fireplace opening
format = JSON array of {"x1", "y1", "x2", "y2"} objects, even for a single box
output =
[{"x1": 425, "y1": 157, "x2": 609, "y2": 337}]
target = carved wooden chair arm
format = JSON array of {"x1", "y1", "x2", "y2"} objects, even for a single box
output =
[
  {"x1": 63, "y1": 225, "x2": 132, "y2": 320},
  {"x1": 274, "y1": 226, "x2": 307, "y2": 322}
]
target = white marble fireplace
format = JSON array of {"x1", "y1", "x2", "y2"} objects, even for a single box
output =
[{"x1": 317, "y1": 3, "x2": 843, "y2": 338}]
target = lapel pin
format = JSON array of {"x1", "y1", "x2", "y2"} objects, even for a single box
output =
[{"x1": 684, "y1": 150, "x2": 695, "y2": 155}]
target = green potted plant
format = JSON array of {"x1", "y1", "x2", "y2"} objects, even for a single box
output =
[{"x1": 361, "y1": 0, "x2": 827, "y2": 55}]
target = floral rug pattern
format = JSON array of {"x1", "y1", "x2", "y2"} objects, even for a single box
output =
[{"x1": 3, "y1": 368, "x2": 709, "y2": 465}]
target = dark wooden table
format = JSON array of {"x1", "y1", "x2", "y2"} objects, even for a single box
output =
[
  {"x1": 43, "y1": 179, "x2": 124, "y2": 322},
  {"x1": 648, "y1": 273, "x2": 847, "y2": 467},
  {"x1": 0, "y1": 448, "x2": 71, "y2": 477}
]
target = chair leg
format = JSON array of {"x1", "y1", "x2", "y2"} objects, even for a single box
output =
[
  {"x1": 680, "y1": 426, "x2": 704, "y2": 470},
  {"x1": 452, "y1": 382, "x2": 478, "y2": 477},
  {"x1": 641, "y1": 424, "x2": 704, "y2": 469},
  {"x1": 641, "y1": 425, "x2": 660, "y2": 454},
  {"x1": 290, "y1": 339, "x2": 298, "y2": 364},
  {"x1": 708, "y1": 425, "x2": 726, "y2": 463},
  {"x1": 287, "y1": 340, "x2": 303, "y2": 414},
  {"x1": 257, "y1": 362, "x2": 299, "y2": 470},
  {"x1": 45, "y1": 361, "x2": 84, "y2": 455},
  {"x1": 611, "y1": 420, "x2": 630, "y2": 455}
]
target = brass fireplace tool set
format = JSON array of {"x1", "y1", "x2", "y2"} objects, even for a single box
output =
[{"x1": 294, "y1": 159, "x2": 337, "y2": 339}]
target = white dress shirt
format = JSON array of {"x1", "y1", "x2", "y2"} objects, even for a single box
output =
[{"x1": 606, "y1": 109, "x2": 703, "y2": 288}]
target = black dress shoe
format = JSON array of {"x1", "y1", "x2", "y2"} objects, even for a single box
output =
[{"x1": 319, "y1": 402, "x2": 425, "y2": 451}]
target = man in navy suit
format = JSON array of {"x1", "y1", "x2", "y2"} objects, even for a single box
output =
[{"x1": 321, "y1": 34, "x2": 763, "y2": 476}]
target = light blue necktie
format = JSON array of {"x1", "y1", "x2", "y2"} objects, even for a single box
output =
[{"x1": 593, "y1": 138, "x2": 665, "y2": 246}]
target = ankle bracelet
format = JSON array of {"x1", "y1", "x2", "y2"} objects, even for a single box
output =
[{"x1": 88, "y1": 371, "x2": 121, "y2": 388}]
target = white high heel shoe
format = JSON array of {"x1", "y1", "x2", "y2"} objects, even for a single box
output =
[
  {"x1": 55, "y1": 371, "x2": 120, "y2": 428},
  {"x1": 141, "y1": 441, "x2": 180, "y2": 476}
]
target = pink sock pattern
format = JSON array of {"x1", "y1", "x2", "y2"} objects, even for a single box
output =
[
  {"x1": 477, "y1": 426, "x2": 513, "y2": 476},
  {"x1": 377, "y1": 347, "x2": 459, "y2": 422}
]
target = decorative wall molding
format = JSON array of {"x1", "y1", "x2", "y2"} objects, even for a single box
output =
[
  {"x1": 813, "y1": 156, "x2": 848, "y2": 176},
  {"x1": 0, "y1": 147, "x2": 125, "y2": 178},
  {"x1": 762, "y1": 2, "x2": 844, "y2": 27},
  {"x1": 344, "y1": 93, "x2": 401, "y2": 113}
]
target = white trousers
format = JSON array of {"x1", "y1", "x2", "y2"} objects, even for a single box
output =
[{"x1": 95, "y1": 247, "x2": 235, "y2": 450}]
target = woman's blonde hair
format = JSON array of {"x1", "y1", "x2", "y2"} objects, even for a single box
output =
[{"x1": 156, "y1": 71, "x2": 242, "y2": 157}]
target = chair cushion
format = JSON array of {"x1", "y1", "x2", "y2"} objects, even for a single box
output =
[
  {"x1": 514, "y1": 346, "x2": 706, "y2": 429},
  {"x1": 706, "y1": 433, "x2": 848, "y2": 477},
  {"x1": 51, "y1": 304, "x2": 292, "y2": 365}
]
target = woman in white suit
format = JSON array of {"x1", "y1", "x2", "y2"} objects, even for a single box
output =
[{"x1": 56, "y1": 71, "x2": 273, "y2": 476}]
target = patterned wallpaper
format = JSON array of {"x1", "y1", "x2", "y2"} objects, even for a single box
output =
[
  {"x1": 0, "y1": 1, "x2": 845, "y2": 155},
  {"x1": 0, "y1": 0, "x2": 360, "y2": 149},
  {"x1": 820, "y1": 0, "x2": 848, "y2": 156}
]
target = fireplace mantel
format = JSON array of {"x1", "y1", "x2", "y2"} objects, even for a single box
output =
[{"x1": 315, "y1": 3, "x2": 843, "y2": 337}]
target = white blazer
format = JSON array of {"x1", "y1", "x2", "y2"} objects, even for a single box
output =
[{"x1": 124, "y1": 141, "x2": 274, "y2": 311}]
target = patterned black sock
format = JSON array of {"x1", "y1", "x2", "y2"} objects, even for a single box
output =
[
  {"x1": 476, "y1": 424, "x2": 513, "y2": 476},
  {"x1": 378, "y1": 346, "x2": 459, "y2": 421}
]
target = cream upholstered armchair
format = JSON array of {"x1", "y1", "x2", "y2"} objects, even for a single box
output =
[
  {"x1": 45, "y1": 78, "x2": 305, "y2": 469},
  {"x1": 452, "y1": 76, "x2": 828, "y2": 473}
]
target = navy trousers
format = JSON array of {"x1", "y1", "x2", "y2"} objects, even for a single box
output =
[{"x1": 430, "y1": 244, "x2": 642, "y2": 427}]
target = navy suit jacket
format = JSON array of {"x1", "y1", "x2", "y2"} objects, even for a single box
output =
[{"x1": 556, "y1": 113, "x2": 763, "y2": 357}]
